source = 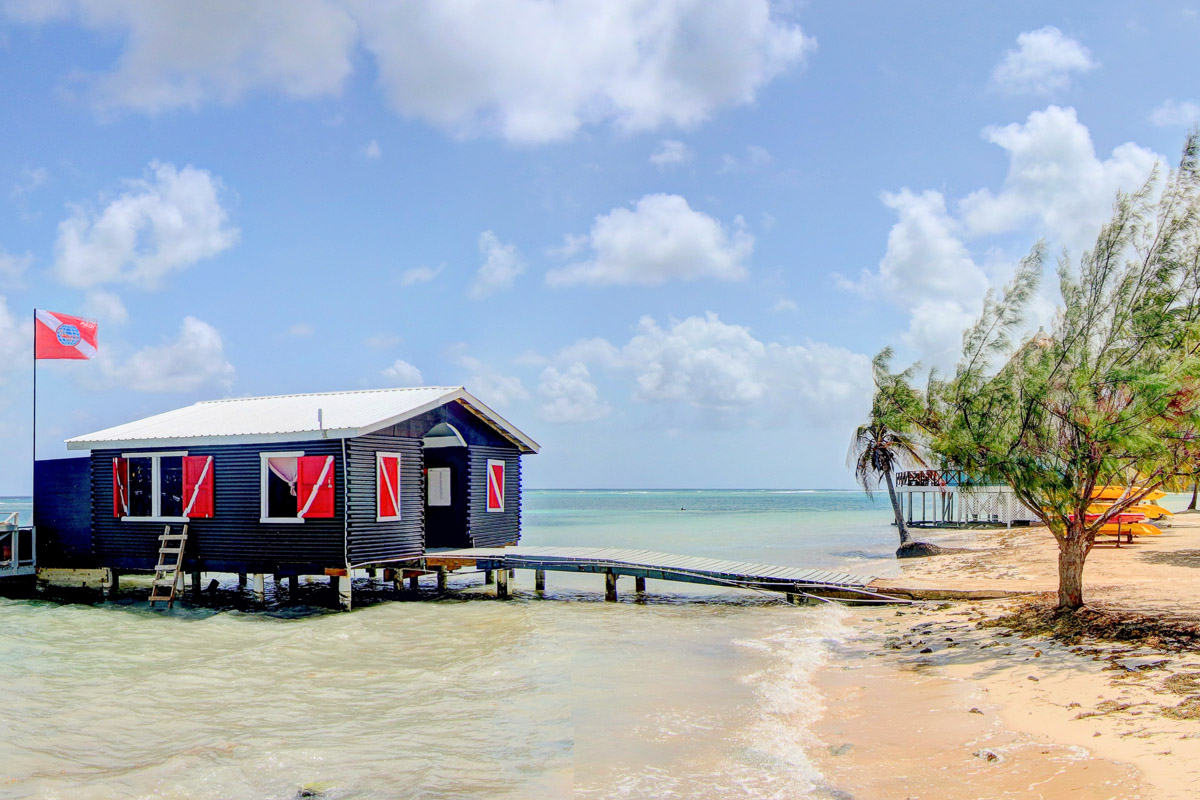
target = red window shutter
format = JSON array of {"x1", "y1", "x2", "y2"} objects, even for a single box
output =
[
  {"x1": 486, "y1": 459, "x2": 505, "y2": 512},
  {"x1": 112, "y1": 457, "x2": 128, "y2": 518},
  {"x1": 182, "y1": 456, "x2": 215, "y2": 518},
  {"x1": 298, "y1": 455, "x2": 336, "y2": 518},
  {"x1": 378, "y1": 455, "x2": 399, "y2": 518}
]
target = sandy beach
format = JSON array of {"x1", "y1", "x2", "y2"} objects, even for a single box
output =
[{"x1": 812, "y1": 514, "x2": 1200, "y2": 798}]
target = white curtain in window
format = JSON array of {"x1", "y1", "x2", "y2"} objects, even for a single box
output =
[{"x1": 268, "y1": 457, "x2": 298, "y2": 496}]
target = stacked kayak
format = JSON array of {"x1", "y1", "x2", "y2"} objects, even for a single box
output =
[{"x1": 1067, "y1": 485, "x2": 1176, "y2": 543}]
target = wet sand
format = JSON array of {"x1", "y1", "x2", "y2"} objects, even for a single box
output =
[{"x1": 812, "y1": 514, "x2": 1200, "y2": 799}]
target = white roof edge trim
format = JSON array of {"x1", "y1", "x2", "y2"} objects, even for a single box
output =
[
  {"x1": 354, "y1": 390, "x2": 463, "y2": 440},
  {"x1": 456, "y1": 390, "x2": 542, "y2": 454},
  {"x1": 357, "y1": 388, "x2": 541, "y2": 454},
  {"x1": 66, "y1": 429, "x2": 360, "y2": 451}
]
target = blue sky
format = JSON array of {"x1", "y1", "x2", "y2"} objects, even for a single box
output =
[{"x1": 2, "y1": 1, "x2": 1199, "y2": 492}]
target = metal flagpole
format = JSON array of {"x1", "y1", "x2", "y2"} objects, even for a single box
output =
[{"x1": 31, "y1": 308, "x2": 36, "y2": 527}]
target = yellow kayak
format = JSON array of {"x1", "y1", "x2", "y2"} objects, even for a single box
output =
[
  {"x1": 1091, "y1": 485, "x2": 1167, "y2": 502},
  {"x1": 1098, "y1": 521, "x2": 1162, "y2": 537},
  {"x1": 1088, "y1": 503, "x2": 1173, "y2": 520}
]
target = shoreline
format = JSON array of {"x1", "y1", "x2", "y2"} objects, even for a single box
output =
[{"x1": 809, "y1": 516, "x2": 1200, "y2": 798}]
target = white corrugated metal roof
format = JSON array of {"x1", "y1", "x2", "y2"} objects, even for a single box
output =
[{"x1": 65, "y1": 387, "x2": 540, "y2": 453}]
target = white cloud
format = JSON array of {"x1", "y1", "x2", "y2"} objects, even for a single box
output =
[
  {"x1": 83, "y1": 288, "x2": 128, "y2": 325},
  {"x1": 10, "y1": 166, "x2": 47, "y2": 203},
  {"x1": 623, "y1": 313, "x2": 768, "y2": 408},
  {"x1": 0, "y1": 248, "x2": 32, "y2": 287},
  {"x1": 959, "y1": 106, "x2": 1160, "y2": 253},
  {"x1": 546, "y1": 194, "x2": 752, "y2": 287},
  {"x1": 549, "y1": 313, "x2": 870, "y2": 424},
  {"x1": 9, "y1": 0, "x2": 812, "y2": 143},
  {"x1": 538, "y1": 363, "x2": 609, "y2": 423},
  {"x1": 399, "y1": 264, "x2": 442, "y2": 286},
  {"x1": 364, "y1": 139, "x2": 382, "y2": 158},
  {"x1": 365, "y1": 333, "x2": 402, "y2": 349},
  {"x1": 0, "y1": 296, "x2": 32, "y2": 385},
  {"x1": 772, "y1": 297, "x2": 797, "y2": 313},
  {"x1": 850, "y1": 105, "x2": 1162, "y2": 370},
  {"x1": 649, "y1": 139, "x2": 693, "y2": 167},
  {"x1": 875, "y1": 189, "x2": 989, "y2": 308},
  {"x1": 1150, "y1": 99, "x2": 1200, "y2": 127},
  {"x1": 349, "y1": 0, "x2": 813, "y2": 143},
  {"x1": 288, "y1": 323, "x2": 314, "y2": 337},
  {"x1": 457, "y1": 353, "x2": 529, "y2": 408},
  {"x1": 719, "y1": 144, "x2": 772, "y2": 172},
  {"x1": 4, "y1": 0, "x2": 358, "y2": 113},
  {"x1": 53, "y1": 162, "x2": 238, "y2": 289},
  {"x1": 470, "y1": 231, "x2": 525, "y2": 298},
  {"x1": 101, "y1": 316, "x2": 235, "y2": 392},
  {"x1": 991, "y1": 26, "x2": 1096, "y2": 96},
  {"x1": 382, "y1": 358, "x2": 423, "y2": 386},
  {"x1": 842, "y1": 188, "x2": 993, "y2": 370}
]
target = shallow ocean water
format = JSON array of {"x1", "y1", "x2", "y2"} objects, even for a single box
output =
[{"x1": 0, "y1": 490, "x2": 904, "y2": 798}]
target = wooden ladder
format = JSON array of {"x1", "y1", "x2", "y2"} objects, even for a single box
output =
[{"x1": 148, "y1": 524, "x2": 188, "y2": 609}]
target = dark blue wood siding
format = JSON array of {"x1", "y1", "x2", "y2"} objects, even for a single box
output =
[
  {"x1": 33, "y1": 457, "x2": 94, "y2": 568},
  {"x1": 90, "y1": 440, "x2": 345, "y2": 574},
  {"x1": 345, "y1": 433, "x2": 424, "y2": 566},
  {"x1": 467, "y1": 445, "x2": 522, "y2": 548}
]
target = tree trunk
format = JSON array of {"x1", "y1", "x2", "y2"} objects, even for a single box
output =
[
  {"x1": 1056, "y1": 521, "x2": 1092, "y2": 610},
  {"x1": 883, "y1": 469, "x2": 911, "y2": 546},
  {"x1": 1190, "y1": 482, "x2": 1197, "y2": 511}
]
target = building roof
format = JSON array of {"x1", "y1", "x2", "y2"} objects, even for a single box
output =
[{"x1": 65, "y1": 387, "x2": 540, "y2": 453}]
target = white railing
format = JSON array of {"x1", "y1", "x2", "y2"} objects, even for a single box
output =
[{"x1": 0, "y1": 514, "x2": 36, "y2": 576}]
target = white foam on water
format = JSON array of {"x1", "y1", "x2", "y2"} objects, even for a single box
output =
[{"x1": 730, "y1": 604, "x2": 853, "y2": 799}]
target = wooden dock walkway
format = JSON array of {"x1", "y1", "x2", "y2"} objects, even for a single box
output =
[{"x1": 424, "y1": 546, "x2": 906, "y2": 604}]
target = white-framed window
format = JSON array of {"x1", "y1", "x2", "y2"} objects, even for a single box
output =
[
  {"x1": 260, "y1": 451, "x2": 337, "y2": 523},
  {"x1": 376, "y1": 451, "x2": 402, "y2": 522},
  {"x1": 120, "y1": 450, "x2": 188, "y2": 521},
  {"x1": 261, "y1": 451, "x2": 306, "y2": 523},
  {"x1": 486, "y1": 458, "x2": 505, "y2": 513}
]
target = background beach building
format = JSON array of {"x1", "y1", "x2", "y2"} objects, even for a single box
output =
[{"x1": 30, "y1": 387, "x2": 538, "y2": 606}]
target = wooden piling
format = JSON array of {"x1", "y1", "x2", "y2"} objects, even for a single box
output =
[
  {"x1": 605, "y1": 572, "x2": 617, "y2": 602},
  {"x1": 252, "y1": 573, "x2": 266, "y2": 602},
  {"x1": 496, "y1": 568, "x2": 509, "y2": 599},
  {"x1": 336, "y1": 574, "x2": 352, "y2": 611},
  {"x1": 635, "y1": 576, "x2": 646, "y2": 594},
  {"x1": 190, "y1": 570, "x2": 202, "y2": 598},
  {"x1": 237, "y1": 572, "x2": 247, "y2": 589},
  {"x1": 288, "y1": 575, "x2": 299, "y2": 594},
  {"x1": 436, "y1": 567, "x2": 447, "y2": 593},
  {"x1": 535, "y1": 569, "x2": 545, "y2": 593},
  {"x1": 103, "y1": 569, "x2": 119, "y2": 599},
  {"x1": 484, "y1": 569, "x2": 494, "y2": 584},
  {"x1": 408, "y1": 574, "x2": 420, "y2": 591}
]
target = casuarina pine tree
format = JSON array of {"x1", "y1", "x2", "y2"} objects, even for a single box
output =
[{"x1": 917, "y1": 133, "x2": 1200, "y2": 610}]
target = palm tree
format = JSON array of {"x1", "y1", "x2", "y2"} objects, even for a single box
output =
[
  {"x1": 849, "y1": 414, "x2": 927, "y2": 554},
  {"x1": 849, "y1": 349, "x2": 941, "y2": 557}
]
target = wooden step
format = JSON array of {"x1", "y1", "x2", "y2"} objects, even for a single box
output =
[{"x1": 150, "y1": 524, "x2": 189, "y2": 608}]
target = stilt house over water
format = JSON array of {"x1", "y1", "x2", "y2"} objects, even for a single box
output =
[{"x1": 42, "y1": 387, "x2": 538, "y2": 601}]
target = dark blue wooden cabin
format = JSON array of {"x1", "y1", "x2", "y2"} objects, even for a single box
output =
[{"x1": 44, "y1": 387, "x2": 538, "y2": 598}]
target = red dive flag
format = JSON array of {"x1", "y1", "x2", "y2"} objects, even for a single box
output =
[{"x1": 34, "y1": 309, "x2": 98, "y2": 360}]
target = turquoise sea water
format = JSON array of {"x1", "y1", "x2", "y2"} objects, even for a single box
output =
[
  {"x1": 524, "y1": 489, "x2": 902, "y2": 579},
  {"x1": 0, "y1": 489, "x2": 1025, "y2": 799}
]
